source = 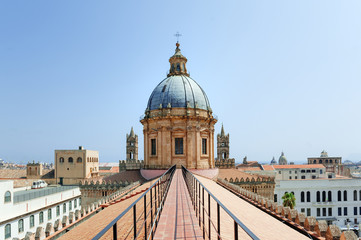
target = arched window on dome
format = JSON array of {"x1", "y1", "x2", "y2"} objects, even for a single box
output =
[
  {"x1": 176, "y1": 63, "x2": 180, "y2": 71},
  {"x1": 183, "y1": 63, "x2": 185, "y2": 71}
]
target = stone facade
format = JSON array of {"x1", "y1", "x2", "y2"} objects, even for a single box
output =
[
  {"x1": 55, "y1": 146, "x2": 99, "y2": 185},
  {"x1": 119, "y1": 160, "x2": 144, "y2": 171},
  {"x1": 308, "y1": 150, "x2": 342, "y2": 175},
  {"x1": 26, "y1": 161, "x2": 43, "y2": 179}
]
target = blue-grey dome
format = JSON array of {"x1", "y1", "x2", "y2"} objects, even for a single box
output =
[{"x1": 146, "y1": 75, "x2": 211, "y2": 111}]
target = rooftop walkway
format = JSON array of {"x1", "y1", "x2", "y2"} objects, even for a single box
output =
[
  {"x1": 194, "y1": 174, "x2": 310, "y2": 240},
  {"x1": 154, "y1": 169, "x2": 203, "y2": 240}
]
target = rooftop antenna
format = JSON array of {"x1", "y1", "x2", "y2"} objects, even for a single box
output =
[{"x1": 174, "y1": 32, "x2": 182, "y2": 43}]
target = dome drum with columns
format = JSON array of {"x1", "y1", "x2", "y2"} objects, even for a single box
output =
[{"x1": 140, "y1": 43, "x2": 217, "y2": 169}]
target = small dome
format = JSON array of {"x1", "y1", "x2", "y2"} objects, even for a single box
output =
[
  {"x1": 278, "y1": 152, "x2": 287, "y2": 165},
  {"x1": 270, "y1": 157, "x2": 277, "y2": 165},
  {"x1": 320, "y1": 150, "x2": 328, "y2": 158},
  {"x1": 146, "y1": 74, "x2": 211, "y2": 111}
]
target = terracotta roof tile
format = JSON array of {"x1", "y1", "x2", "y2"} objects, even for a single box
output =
[
  {"x1": 264, "y1": 164, "x2": 325, "y2": 169},
  {"x1": 103, "y1": 170, "x2": 145, "y2": 183}
]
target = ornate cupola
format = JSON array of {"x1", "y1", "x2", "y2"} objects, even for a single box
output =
[{"x1": 167, "y1": 43, "x2": 189, "y2": 77}]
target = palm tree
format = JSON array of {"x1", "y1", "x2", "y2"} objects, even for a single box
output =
[{"x1": 282, "y1": 192, "x2": 296, "y2": 209}]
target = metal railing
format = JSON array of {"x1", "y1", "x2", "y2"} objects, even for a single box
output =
[
  {"x1": 92, "y1": 165, "x2": 176, "y2": 240},
  {"x1": 182, "y1": 166, "x2": 260, "y2": 240},
  {"x1": 13, "y1": 186, "x2": 78, "y2": 203}
]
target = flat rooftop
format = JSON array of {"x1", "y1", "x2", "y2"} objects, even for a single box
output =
[{"x1": 13, "y1": 185, "x2": 79, "y2": 203}]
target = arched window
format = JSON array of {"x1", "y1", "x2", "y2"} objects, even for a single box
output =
[
  {"x1": 316, "y1": 191, "x2": 320, "y2": 202},
  {"x1": 39, "y1": 212, "x2": 44, "y2": 224},
  {"x1": 63, "y1": 203, "x2": 66, "y2": 213},
  {"x1": 359, "y1": 190, "x2": 361, "y2": 201},
  {"x1": 77, "y1": 157, "x2": 82, "y2": 163},
  {"x1": 48, "y1": 209, "x2": 52, "y2": 220},
  {"x1": 354, "y1": 190, "x2": 357, "y2": 201},
  {"x1": 18, "y1": 219, "x2": 24, "y2": 233},
  {"x1": 59, "y1": 157, "x2": 64, "y2": 163},
  {"x1": 338, "y1": 190, "x2": 341, "y2": 201},
  {"x1": 328, "y1": 191, "x2": 332, "y2": 202},
  {"x1": 74, "y1": 199, "x2": 77, "y2": 208},
  {"x1": 313, "y1": 160, "x2": 316, "y2": 164},
  {"x1": 69, "y1": 201, "x2": 72, "y2": 211},
  {"x1": 4, "y1": 191, "x2": 11, "y2": 203},
  {"x1": 56, "y1": 205, "x2": 60, "y2": 216},
  {"x1": 176, "y1": 63, "x2": 180, "y2": 71},
  {"x1": 322, "y1": 191, "x2": 326, "y2": 202},
  {"x1": 344, "y1": 190, "x2": 347, "y2": 201},
  {"x1": 68, "y1": 157, "x2": 73, "y2": 163},
  {"x1": 30, "y1": 215, "x2": 34, "y2": 228},
  {"x1": 319, "y1": 160, "x2": 322, "y2": 163},
  {"x1": 307, "y1": 191, "x2": 311, "y2": 202},
  {"x1": 301, "y1": 192, "x2": 305, "y2": 202},
  {"x1": 326, "y1": 160, "x2": 329, "y2": 163},
  {"x1": 5, "y1": 224, "x2": 11, "y2": 239}
]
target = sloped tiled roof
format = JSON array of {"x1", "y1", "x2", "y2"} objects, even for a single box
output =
[{"x1": 103, "y1": 170, "x2": 145, "y2": 183}]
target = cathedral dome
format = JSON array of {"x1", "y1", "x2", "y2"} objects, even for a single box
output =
[
  {"x1": 146, "y1": 75, "x2": 211, "y2": 111},
  {"x1": 145, "y1": 43, "x2": 211, "y2": 112}
]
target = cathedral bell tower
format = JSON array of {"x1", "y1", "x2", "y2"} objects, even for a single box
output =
[
  {"x1": 126, "y1": 127, "x2": 138, "y2": 161},
  {"x1": 217, "y1": 124, "x2": 229, "y2": 160}
]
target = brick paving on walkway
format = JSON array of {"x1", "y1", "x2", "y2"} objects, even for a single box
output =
[
  {"x1": 195, "y1": 175, "x2": 310, "y2": 240},
  {"x1": 154, "y1": 169, "x2": 203, "y2": 240}
]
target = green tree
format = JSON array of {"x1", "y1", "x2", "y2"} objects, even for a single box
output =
[{"x1": 282, "y1": 192, "x2": 296, "y2": 209}]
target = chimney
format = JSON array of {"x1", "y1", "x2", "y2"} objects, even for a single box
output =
[{"x1": 79, "y1": 146, "x2": 83, "y2": 150}]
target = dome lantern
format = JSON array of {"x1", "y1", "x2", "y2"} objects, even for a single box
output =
[{"x1": 167, "y1": 43, "x2": 189, "y2": 77}]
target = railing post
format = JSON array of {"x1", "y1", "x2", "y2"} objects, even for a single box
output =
[
  {"x1": 113, "y1": 222, "x2": 117, "y2": 240},
  {"x1": 208, "y1": 193, "x2": 211, "y2": 239},
  {"x1": 202, "y1": 187, "x2": 205, "y2": 239},
  {"x1": 144, "y1": 194, "x2": 147, "y2": 238},
  {"x1": 217, "y1": 202, "x2": 220, "y2": 240},
  {"x1": 195, "y1": 178, "x2": 198, "y2": 216},
  {"x1": 198, "y1": 181, "x2": 201, "y2": 227},
  {"x1": 150, "y1": 188, "x2": 153, "y2": 239},
  {"x1": 133, "y1": 204, "x2": 137, "y2": 239},
  {"x1": 234, "y1": 220, "x2": 238, "y2": 240}
]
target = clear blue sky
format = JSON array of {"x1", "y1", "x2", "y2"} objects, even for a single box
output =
[{"x1": 1, "y1": 1, "x2": 361, "y2": 164}]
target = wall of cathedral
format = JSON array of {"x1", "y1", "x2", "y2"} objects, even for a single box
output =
[{"x1": 141, "y1": 108, "x2": 216, "y2": 169}]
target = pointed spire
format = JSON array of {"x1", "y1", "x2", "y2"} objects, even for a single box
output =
[
  {"x1": 167, "y1": 42, "x2": 189, "y2": 77},
  {"x1": 130, "y1": 127, "x2": 135, "y2": 137},
  {"x1": 221, "y1": 124, "x2": 225, "y2": 137}
]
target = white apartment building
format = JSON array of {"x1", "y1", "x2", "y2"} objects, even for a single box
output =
[
  {"x1": 275, "y1": 176, "x2": 361, "y2": 229},
  {"x1": 0, "y1": 180, "x2": 81, "y2": 240}
]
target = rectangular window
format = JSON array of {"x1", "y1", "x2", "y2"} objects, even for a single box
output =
[
  {"x1": 301, "y1": 208, "x2": 305, "y2": 213},
  {"x1": 359, "y1": 207, "x2": 361, "y2": 215},
  {"x1": 301, "y1": 176, "x2": 305, "y2": 179},
  {"x1": 344, "y1": 207, "x2": 348, "y2": 216},
  {"x1": 328, "y1": 208, "x2": 332, "y2": 216},
  {"x1": 317, "y1": 208, "x2": 320, "y2": 217},
  {"x1": 354, "y1": 207, "x2": 358, "y2": 215},
  {"x1": 338, "y1": 207, "x2": 342, "y2": 216},
  {"x1": 289, "y1": 176, "x2": 292, "y2": 179},
  {"x1": 322, "y1": 208, "x2": 326, "y2": 216},
  {"x1": 307, "y1": 208, "x2": 311, "y2": 216},
  {"x1": 175, "y1": 138, "x2": 183, "y2": 155},
  {"x1": 151, "y1": 139, "x2": 156, "y2": 155},
  {"x1": 202, "y1": 138, "x2": 207, "y2": 154}
]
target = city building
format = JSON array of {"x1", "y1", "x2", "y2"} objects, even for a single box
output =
[
  {"x1": 26, "y1": 161, "x2": 43, "y2": 179},
  {"x1": 55, "y1": 146, "x2": 99, "y2": 185},
  {"x1": 308, "y1": 150, "x2": 342, "y2": 175},
  {"x1": 140, "y1": 42, "x2": 217, "y2": 169},
  {"x1": 0, "y1": 180, "x2": 81, "y2": 239},
  {"x1": 275, "y1": 176, "x2": 361, "y2": 229}
]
